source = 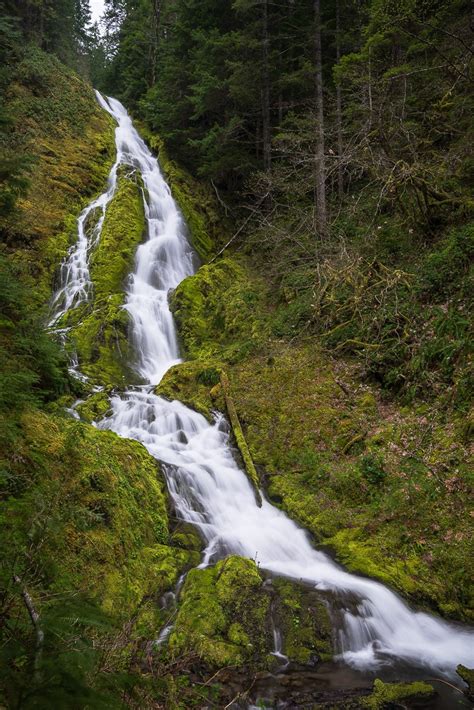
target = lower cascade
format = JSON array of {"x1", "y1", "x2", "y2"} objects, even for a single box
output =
[{"x1": 54, "y1": 93, "x2": 474, "y2": 682}]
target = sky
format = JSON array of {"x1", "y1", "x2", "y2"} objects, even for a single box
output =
[{"x1": 90, "y1": 0, "x2": 106, "y2": 25}]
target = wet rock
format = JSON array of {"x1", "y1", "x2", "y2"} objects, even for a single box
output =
[{"x1": 457, "y1": 665, "x2": 474, "y2": 701}]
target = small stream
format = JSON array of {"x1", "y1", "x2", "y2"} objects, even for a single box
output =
[{"x1": 51, "y1": 93, "x2": 474, "y2": 706}]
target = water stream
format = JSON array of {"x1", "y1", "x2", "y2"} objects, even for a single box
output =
[{"x1": 52, "y1": 93, "x2": 474, "y2": 690}]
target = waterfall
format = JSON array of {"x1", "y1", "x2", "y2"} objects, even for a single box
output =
[{"x1": 54, "y1": 93, "x2": 474, "y2": 681}]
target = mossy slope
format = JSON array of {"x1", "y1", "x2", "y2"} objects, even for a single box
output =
[
  {"x1": 166, "y1": 250, "x2": 473, "y2": 620},
  {"x1": 1, "y1": 45, "x2": 115, "y2": 309},
  {"x1": 5, "y1": 410, "x2": 195, "y2": 614}
]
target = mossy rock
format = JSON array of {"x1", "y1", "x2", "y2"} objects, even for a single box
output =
[
  {"x1": 322, "y1": 528, "x2": 425, "y2": 597},
  {"x1": 361, "y1": 679, "x2": 434, "y2": 709},
  {"x1": 170, "y1": 256, "x2": 268, "y2": 363},
  {"x1": 457, "y1": 665, "x2": 474, "y2": 701},
  {"x1": 155, "y1": 360, "x2": 223, "y2": 420},
  {"x1": 75, "y1": 391, "x2": 112, "y2": 423},
  {"x1": 168, "y1": 556, "x2": 270, "y2": 668},
  {"x1": 7, "y1": 410, "x2": 196, "y2": 617},
  {"x1": 89, "y1": 164, "x2": 145, "y2": 297},
  {"x1": 272, "y1": 578, "x2": 333, "y2": 665}
]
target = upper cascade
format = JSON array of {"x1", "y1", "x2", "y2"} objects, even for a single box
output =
[
  {"x1": 94, "y1": 93, "x2": 197, "y2": 384},
  {"x1": 55, "y1": 93, "x2": 474, "y2": 682}
]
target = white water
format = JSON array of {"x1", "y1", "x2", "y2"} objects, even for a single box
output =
[
  {"x1": 49, "y1": 94, "x2": 122, "y2": 325},
  {"x1": 55, "y1": 94, "x2": 474, "y2": 680}
]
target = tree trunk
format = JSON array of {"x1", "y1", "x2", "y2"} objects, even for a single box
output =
[
  {"x1": 336, "y1": 0, "x2": 344, "y2": 200},
  {"x1": 314, "y1": 0, "x2": 327, "y2": 236},
  {"x1": 148, "y1": 0, "x2": 162, "y2": 87},
  {"x1": 262, "y1": 0, "x2": 271, "y2": 171}
]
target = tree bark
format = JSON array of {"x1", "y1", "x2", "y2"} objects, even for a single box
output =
[
  {"x1": 336, "y1": 0, "x2": 344, "y2": 199},
  {"x1": 262, "y1": 0, "x2": 271, "y2": 171},
  {"x1": 149, "y1": 0, "x2": 162, "y2": 87},
  {"x1": 314, "y1": 0, "x2": 327, "y2": 236}
]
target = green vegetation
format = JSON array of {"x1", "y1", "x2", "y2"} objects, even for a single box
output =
[
  {"x1": 156, "y1": 360, "x2": 221, "y2": 420},
  {"x1": 0, "y1": 33, "x2": 196, "y2": 707},
  {"x1": 161, "y1": 249, "x2": 472, "y2": 618},
  {"x1": 361, "y1": 679, "x2": 434, "y2": 709},
  {"x1": 1, "y1": 408, "x2": 198, "y2": 708},
  {"x1": 273, "y1": 578, "x2": 332, "y2": 665},
  {"x1": 169, "y1": 556, "x2": 270, "y2": 667},
  {"x1": 1, "y1": 44, "x2": 115, "y2": 308},
  {"x1": 171, "y1": 257, "x2": 268, "y2": 363},
  {"x1": 1, "y1": 0, "x2": 473, "y2": 705},
  {"x1": 63, "y1": 166, "x2": 146, "y2": 387}
]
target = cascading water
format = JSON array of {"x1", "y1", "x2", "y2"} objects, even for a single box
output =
[
  {"x1": 49, "y1": 94, "x2": 123, "y2": 326},
  {"x1": 55, "y1": 93, "x2": 474, "y2": 683}
]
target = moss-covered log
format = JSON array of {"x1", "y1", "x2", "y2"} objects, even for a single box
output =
[
  {"x1": 361, "y1": 679, "x2": 435, "y2": 709},
  {"x1": 220, "y1": 370, "x2": 262, "y2": 506}
]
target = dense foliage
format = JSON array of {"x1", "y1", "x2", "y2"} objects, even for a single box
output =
[
  {"x1": 96, "y1": 0, "x2": 473, "y2": 405},
  {"x1": 0, "y1": 0, "x2": 472, "y2": 706}
]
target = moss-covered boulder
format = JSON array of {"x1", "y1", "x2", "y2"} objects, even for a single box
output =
[
  {"x1": 89, "y1": 165, "x2": 145, "y2": 296},
  {"x1": 11, "y1": 410, "x2": 196, "y2": 616},
  {"x1": 361, "y1": 679, "x2": 435, "y2": 709},
  {"x1": 170, "y1": 256, "x2": 268, "y2": 362},
  {"x1": 168, "y1": 556, "x2": 270, "y2": 667},
  {"x1": 75, "y1": 390, "x2": 112, "y2": 423},
  {"x1": 155, "y1": 360, "x2": 223, "y2": 420},
  {"x1": 272, "y1": 578, "x2": 332, "y2": 665}
]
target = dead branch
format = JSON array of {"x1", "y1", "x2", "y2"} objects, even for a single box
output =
[{"x1": 13, "y1": 575, "x2": 44, "y2": 682}]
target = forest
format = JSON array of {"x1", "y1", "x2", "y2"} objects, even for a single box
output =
[{"x1": 0, "y1": 0, "x2": 473, "y2": 707}]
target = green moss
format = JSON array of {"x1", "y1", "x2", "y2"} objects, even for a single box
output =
[
  {"x1": 221, "y1": 344, "x2": 473, "y2": 619},
  {"x1": 171, "y1": 525, "x2": 203, "y2": 552},
  {"x1": 322, "y1": 528, "x2": 425, "y2": 595},
  {"x1": 169, "y1": 556, "x2": 270, "y2": 668},
  {"x1": 361, "y1": 679, "x2": 434, "y2": 709},
  {"x1": 3, "y1": 46, "x2": 116, "y2": 310},
  {"x1": 75, "y1": 391, "x2": 112, "y2": 423},
  {"x1": 67, "y1": 294, "x2": 135, "y2": 387},
  {"x1": 457, "y1": 665, "x2": 474, "y2": 701},
  {"x1": 64, "y1": 168, "x2": 146, "y2": 387},
  {"x1": 90, "y1": 165, "x2": 145, "y2": 296},
  {"x1": 170, "y1": 256, "x2": 268, "y2": 363},
  {"x1": 5, "y1": 410, "x2": 195, "y2": 619},
  {"x1": 169, "y1": 251, "x2": 472, "y2": 615},
  {"x1": 155, "y1": 360, "x2": 223, "y2": 420},
  {"x1": 273, "y1": 578, "x2": 333, "y2": 665}
]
